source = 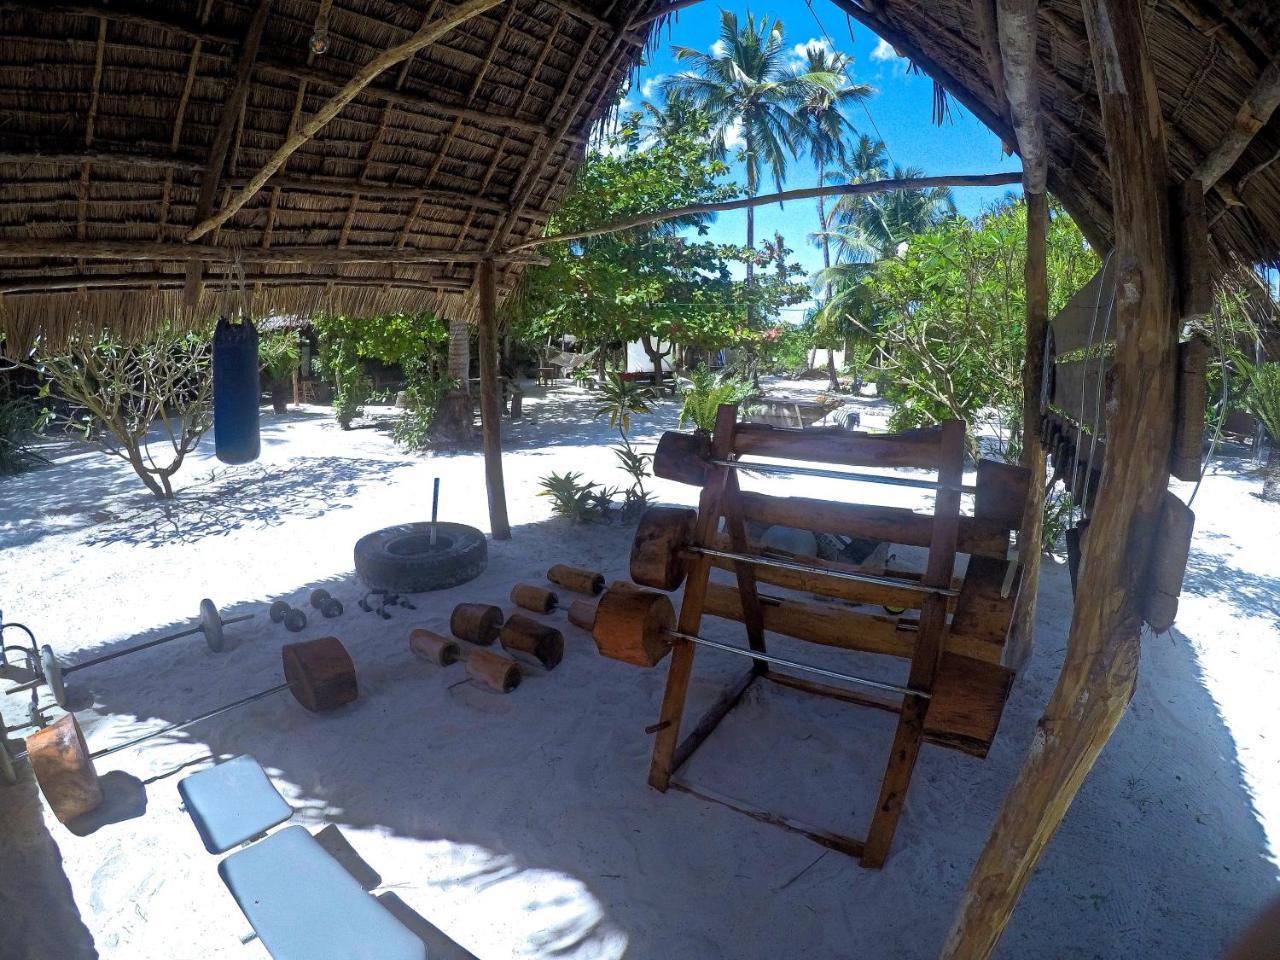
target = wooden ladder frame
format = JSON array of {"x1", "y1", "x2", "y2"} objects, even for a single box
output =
[{"x1": 647, "y1": 403, "x2": 967, "y2": 868}]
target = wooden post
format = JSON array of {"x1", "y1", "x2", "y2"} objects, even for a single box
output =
[
  {"x1": 942, "y1": 0, "x2": 1180, "y2": 955},
  {"x1": 478, "y1": 258, "x2": 510, "y2": 540},
  {"x1": 1007, "y1": 189, "x2": 1049, "y2": 669}
]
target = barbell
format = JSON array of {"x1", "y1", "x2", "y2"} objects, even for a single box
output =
[
  {"x1": 590, "y1": 586, "x2": 926, "y2": 699},
  {"x1": 629, "y1": 506, "x2": 959, "y2": 599},
  {"x1": 4, "y1": 599, "x2": 254, "y2": 709},
  {"x1": 8, "y1": 635, "x2": 358, "y2": 824},
  {"x1": 653, "y1": 431, "x2": 976, "y2": 493}
]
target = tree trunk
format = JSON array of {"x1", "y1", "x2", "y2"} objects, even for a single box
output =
[
  {"x1": 745, "y1": 149, "x2": 758, "y2": 388},
  {"x1": 447, "y1": 314, "x2": 470, "y2": 392},
  {"x1": 1263, "y1": 441, "x2": 1280, "y2": 501},
  {"x1": 270, "y1": 380, "x2": 289, "y2": 414},
  {"x1": 818, "y1": 158, "x2": 840, "y2": 392},
  {"x1": 641, "y1": 334, "x2": 668, "y2": 396}
]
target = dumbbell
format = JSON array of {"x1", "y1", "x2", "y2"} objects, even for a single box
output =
[
  {"x1": 310, "y1": 589, "x2": 344, "y2": 619},
  {"x1": 408, "y1": 629, "x2": 520, "y2": 693},
  {"x1": 4, "y1": 600, "x2": 255, "y2": 709},
  {"x1": 269, "y1": 600, "x2": 308, "y2": 632},
  {"x1": 628, "y1": 506, "x2": 957, "y2": 601},
  {"x1": 545, "y1": 565, "x2": 605, "y2": 596},
  {"x1": 449, "y1": 603, "x2": 502, "y2": 645},
  {"x1": 510, "y1": 584, "x2": 558, "y2": 614},
  {"x1": 11, "y1": 636, "x2": 359, "y2": 824}
]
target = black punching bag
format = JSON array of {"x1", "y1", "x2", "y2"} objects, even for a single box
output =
[{"x1": 212, "y1": 316, "x2": 260, "y2": 464}]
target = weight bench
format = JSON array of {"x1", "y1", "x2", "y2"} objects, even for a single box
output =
[{"x1": 180, "y1": 756, "x2": 424, "y2": 960}]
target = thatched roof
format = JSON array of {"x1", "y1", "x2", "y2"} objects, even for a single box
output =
[
  {"x1": 0, "y1": 0, "x2": 662, "y2": 345},
  {"x1": 1, "y1": 1, "x2": 1278, "y2": 347}
]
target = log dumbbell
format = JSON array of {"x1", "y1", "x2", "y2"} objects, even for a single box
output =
[
  {"x1": 566, "y1": 580, "x2": 641, "y2": 631},
  {"x1": 4, "y1": 599, "x2": 255, "y2": 709},
  {"x1": 408, "y1": 629, "x2": 521, "y2": 693},
  {"x1": 500, "y1": 614, "x2": 563, "y2": 670},
  {"x1": 16, "y1": 636, "x2": 359, "y2": 824}
]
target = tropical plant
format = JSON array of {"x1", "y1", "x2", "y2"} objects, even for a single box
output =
[
  {"x1": 1237, "y1": 359, "x2": 1280, "y2": 500},
  {"x1": 31, "y1": 327, "x2": 212, "y2": 498},
  {"x1": 259, "y1": 332, "x2": 300, "y2": 415},
  {"x1": 593, "y1": 372, "x2": 654, "y2": 436},
  {"x1": 613, "y1": 439, "x2": 654, "y2": 519},
  {"x1": 828, "y1": 161, "x2": 956, "y2": 261},
  {"x1": 678, "y1": 365, "x2": 753, "y2": 432},
  {"x1": 391, "y1": 366, "x2": 457, "y2": 451},
  {"x1": 666, "y1": 11, "x2": 845, "y2": 333},
  {"x1": 538, "y1": 471, "x2": 599, "y2": 523},
  {"x1": 0, "y1": 396, "x2": 50, "y2": 475}
]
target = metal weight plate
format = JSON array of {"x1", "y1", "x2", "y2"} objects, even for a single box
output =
[
  {"x1": 40, "y1": 645, "x2": 66, "y2": 709},
  {"x1": 0, "y1": 739, "x2": 16, "y2": 785},
  {"x1": 201, "y1": 599, "x2": 227, "y2": 653}
]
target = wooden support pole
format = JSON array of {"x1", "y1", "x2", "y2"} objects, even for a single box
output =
[
  {"x1": 477, "y1": 258, "x2": 510, "y2": 540},
  {"x1": 186, "y1": 0, "x2": 508, "y2": 241},
  {"x1": 942, "y1": 0, "x2": 1180, "y2": 952},
  {"x1": 183, "y1": 0, "x2": 272, "y2": 307},
  {"x1": 1193, "y1": 55, "x2": 1280, "y2": 191},
  {"x1": 504, "y1": 173, "x2": 1023, "y2": 253}
]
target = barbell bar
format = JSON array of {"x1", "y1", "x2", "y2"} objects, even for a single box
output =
[
  {"x1": 4, "y1": 600, "x2": 255, "y2": 708},
  {"x1": 590, "y1": 587, "x2": 927, "y2": 699},
  {"x1": 9, "y1": 636, "x2": 358, "y2": 824},
  {"x1": 630, "y1": 506, "x2": 958, "y2": 598}
]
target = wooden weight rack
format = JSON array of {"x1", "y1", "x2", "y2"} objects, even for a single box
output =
[{"x1": 626, "y1": 403, "x2": 1029, "y2": 868}]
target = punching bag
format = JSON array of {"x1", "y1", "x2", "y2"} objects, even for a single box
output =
[{"x1": 212, "y1": 316, "x2": 261, "y2": 464}]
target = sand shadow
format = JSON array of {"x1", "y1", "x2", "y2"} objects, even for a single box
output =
[{"x1": 66, "y1": 770, "x2": 148, "y2": 836}]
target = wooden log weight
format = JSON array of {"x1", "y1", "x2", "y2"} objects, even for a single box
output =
[
  {"x1": 591, "y1": 587, "x2": 675, "y2": 668},
  {"x1": 567, "y1": 598, "x2": 599, "y2": 631},
  {"x1": 652, "y1": 430, "x2": 713, "y2": 485},
  {"x1": 282, "y1": 636, "x2": 358, "y2": 713},
  {"x1": 510, "y1": 583, "x2": 558, "y2": 614},
  {"x1": 631, "y1": 506, "x2": 697, "y2": 590},
  {"x1": 465, "y1": 647, "x2": 522, "y2": 693},
  {"x1": 26, "y1": 713, "x2": 103, "y2": 824},
  {"x1": 409, "y1": 628, "x2": 460, "y2": 666},
  {"x1": 546, "y1": 564, "x2": 605, "y2": 596},
  {"x1": 450, "y1": 603, "x2": 502, "y2": 645},
  {"x1": 500, "y1": 614, "x2": 564, "y2": 670}
]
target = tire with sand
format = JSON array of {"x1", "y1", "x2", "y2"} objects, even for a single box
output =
[{"x1": 354, "y1": 522, "x2": 487, "y2": 593}]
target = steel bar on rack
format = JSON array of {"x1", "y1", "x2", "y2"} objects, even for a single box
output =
[
  {"x1": 667, "y1": 630, "x2": 928, "y2": 698},
  {"x1": 710, "y1": 458, "x2": 977, "y2": 494},
  {"x1": 693, "y1": 546, "x2": 960, "y2": 598}
]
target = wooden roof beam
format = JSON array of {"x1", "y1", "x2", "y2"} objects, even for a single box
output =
[
  {"x1": 186, "y1": 0, "x2": 509, "y2": 243},
  {"x1": 0, "y1": 273, "x2": 474, "y2": 295},
  {"x1": 1193, "y1": 55, "x2": 1280, "y2": 191},
  {"x1": 505, "y1": 172, "x2": 1024, "y2": 252},
  {"x1": 0, "y1": 240, "x2": 546, "y2": 266}
]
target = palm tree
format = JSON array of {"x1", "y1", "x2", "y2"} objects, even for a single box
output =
[
  {"x1": 797, "y1": 48, "x2": 872, "y2": 388},
  {"x1": 829, "y1": 161, "x2": 956, "y2": 260},
  {"x1": 665, "y1": 12, "x2": 844, "y2": 337}
]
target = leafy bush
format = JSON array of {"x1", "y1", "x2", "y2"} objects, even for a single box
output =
[
  {"x1": 677, "y1": 365, "x2": 752, "y2": 432},
  {"x1": 538, "y1": 471, "x2": 600, "y2": 523},
  {"x1": 0, "y1": 396, "x2": 50, "y2": 475},
  {"x1": 391, "y1": 369, "x2": 456, "y2": 450},
  {"x1": 31, "y1": 326, "x2": 211, "y2": 498},
  {"x1": 259, "y1": 333, "x2": 300, "y2": 382},
  {"x1": 1237, "y1": 359, "x2": 1280, "y2": 501}
]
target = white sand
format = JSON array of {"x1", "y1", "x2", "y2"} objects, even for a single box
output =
[{"x1": 0, "y1": 379, "x2": 1276, "y2": 960}]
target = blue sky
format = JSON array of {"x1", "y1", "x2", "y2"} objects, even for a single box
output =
[{"x1": 608, "y1": 1, "x2": 1024, "y2": 303}]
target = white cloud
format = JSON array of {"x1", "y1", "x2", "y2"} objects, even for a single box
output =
[
  {"x1": 723, "y1": 119, "x2": 744, "y2": 151},
  {"x1": 640, "y1": 74, "x2": 666, "y2": 99},
  {"x1": 870, "y1": 37, "x2": 899, "y2": 62},
  {"x1": 789, "y1": 37, "x2": 831, "y2": 68},
  {"x1": 711, "y1": 38, "x2": 728, "y2": 58},
  {"x1": 617, "y1": 96, "x2": 634, "y2": 113}
]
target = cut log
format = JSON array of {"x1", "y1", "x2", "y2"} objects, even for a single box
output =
[
  {"x1": 409, "y1": 628, "x2": 460, "y2": 666},
  {"x1": 449, "y1": 603, "x2": 502, "y2": 645},
  {"x1": 732, "y1": 419, "x2": 951, "y2": 471},
  {"x1": 546, "y1": 564, "x2": 604, "y2": 596},
  {"x1": 500, "y1": 614, "x2": 564, "y2": 670},
  {"x1": 510, "y1": 583, "x2": 558, "y2": 613},
  {"x1": 567, "y1": 598, "x2": 598, "y2": 631},
  {"x1": 282, "y1": 636, "x2": 359, "y2": 713},
  {"x1": 630, "y1": 506, "x2": 696, "y2": 591},
  {"x1": 592, "y1": 587, "x2": 674, "y2": 668},
  {"x1": 25, "y1": 713, "x2": 103, "y2": 824},
  {"x1": 464, "y1": 647, "x2": 521, "y2": 693}
]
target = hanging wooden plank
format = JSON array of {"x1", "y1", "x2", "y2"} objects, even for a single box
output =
[
  {"x1": 1141, "y1": 492, "x2": 1196, "y2": 632},
  {"x1": 1173, "y1": 179, "x2": 1213, "y2": 322},
  {"x1": 1052, "y1": 356, "x2": 1111, "y2": 435},
  {"x1": 1171, "y1": 337, "x2": 1210, "y2": 481},
  {"x1": 1050, "y1": 257, "x2": 1117, "y2": 355}
]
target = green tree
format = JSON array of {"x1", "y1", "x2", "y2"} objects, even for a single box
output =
[{"x1": 665, "y1": 11, "x2": 844, "y2": 334}]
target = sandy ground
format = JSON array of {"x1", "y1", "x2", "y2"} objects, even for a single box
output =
[{"x1": 0, "y1": 378, "x2": 1276, "y2": 960}]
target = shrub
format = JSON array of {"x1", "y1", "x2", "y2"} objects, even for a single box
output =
[
  {"x1": 538, "y1": 471, "x2": 600, "y2": 523},
  {"x1": 391, "y1": 369, "x2": 456, "y2": 450},
  {"x1": 0, "y1": 396, "x2": 50, "y2": 475},
  {"x1": 259, "y1": 332, "x2": 300, "y2": 414},
  {"x1": 677, "y1": 365, "x2": 752, "y2": 432}
]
